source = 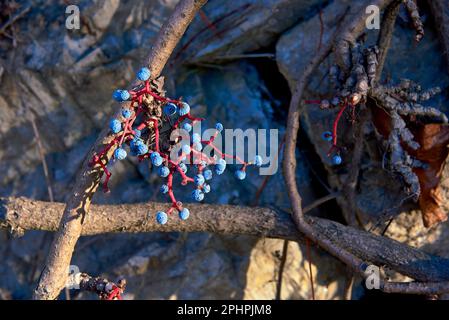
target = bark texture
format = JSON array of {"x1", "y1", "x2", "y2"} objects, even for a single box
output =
[{"x1": 3, "y1": 197, "x2": 449, "y2": 283}]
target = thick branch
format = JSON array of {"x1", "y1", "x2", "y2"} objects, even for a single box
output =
[
  {"x1": 33, "y1": 0, "x2": 208, "y2": 300},
  {"x1": 3, "y1": 197, "x2": 449, "y2": 283}
]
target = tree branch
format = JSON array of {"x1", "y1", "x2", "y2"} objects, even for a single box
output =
[
  {"x1": 33, "y1": 0, "x2": 208, "y2": 300},
  {"x1": 3, "y1": 197, "x2": 449, "y2": 285}
]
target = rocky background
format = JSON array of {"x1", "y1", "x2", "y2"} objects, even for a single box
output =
[{"x1": 0, "y1": 0, "x2": 448, "y2": 300}]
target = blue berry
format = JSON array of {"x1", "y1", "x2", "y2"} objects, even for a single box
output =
[
  {"x1": 122, "y1": 108, "x2": 132, "y2": 119},
  {"x1": 193, "y1": 141, "x2": 202, "y2": 151},
  {"x1": 179, "y1": 208, "x2": 190, "y2": 220},
  {"x1": 152, "y1": 155, "x2": 163, "y2": 167},
  {"x1": 183, "y1": 123, "x2": 192, "y2": 132},
  {"x1": 321, "y1": 131, "x2": 333, "y2": 142},
  {"x1": 160, "y1": 184, "x2": 169, "y2": 194},
  {"x1": 182, "y1": 144, "x2": 191, "y2": 155},
  {"x1": 163, "y1": 103, "x2": 177, "y2": 116},
  {"x1": 113, "y1": 89, "x2": 130, "y2": 102},
  {"x1": 203, "y1": 169, "x2": 213, "y2": 180},
  {"x1": 215, "y1": 167, "x2": 225, "y2": 175},
  {"x1": 151, "y1": 152, "x2": 160, "y2": 161},
  {"x1": 178, "y1": 102, "x2": 190, "y2": 116},
  {"x1": 332, "y1": 155, "x2": 342, "y2": 165},
  {"x1": 194, "y1": 174, "x2": 205, "y2": 186},
  {"x1": 254, "y1": 155, "x2": 263, "y2": 167},
  {"x1": 203, "y1": 184, "x2": 211, "y2": 194},
  {"x1": 192, "y1": 189, "x2": 204, "y2": 202},
  {"x1": 158, "y1": 166, "x2": 170, "y2": 177},
  {"x1": 215, "y1": 123, "x2": 224, "y2": 132},
  {"x1": 216, "y1": 158, "x2": 227, "y2": 171},
  {"x1": 235, "y1": 169, "x2": 246, "y2": 180},
  {"x1": 136, "y1": 67, "x2": 151, "y2": 81},
  {"x1": 179, "y1": 162, "x2": 188, "y2": 173},
  {"x1": 114, "y1": 147, "x2": 127, "y2": 160},
  {"x1": 109, "y1": 119, "x2": 122, "y2": 134},
  {"x1": 133, "y1": 129, "x2": 141, "y2": 138},
  {"x1": 156, "y1": 211, "x2": 168, "y2": 225},
  {"x1": 135, "y1": 141, "x2": 148, "y2": 155},
  {"x1": 192, "y1": 133, "x2": 201, "y2": 143}
]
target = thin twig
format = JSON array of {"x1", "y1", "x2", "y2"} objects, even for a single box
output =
[
  {"x1": 275, "y1": 240, "x2": 289, "y2": 300},
  {"x1": 0, "y1": 5, "x2": 30, "y2": 35}
]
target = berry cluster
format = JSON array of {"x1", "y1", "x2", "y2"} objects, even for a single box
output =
[{"x1": 90, "y1": 67, "x2": 264, "y2": 224}]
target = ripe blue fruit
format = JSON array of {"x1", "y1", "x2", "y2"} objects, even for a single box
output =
[
  {"x1": 160, "y1": 184, "x2": 169, "y2": 194},
  {"x1": 192, "y1": 189, "x2": 204, "y2": 202},
  {"x1": 122, "y1": 109, "x2": 132, "y2": 119},
  {"x1": 113, "y1": 89, "x2": 130, "y2": 102},
  {"x1": 109, "y1": 119, "x2": 122, "y2": 133},
  {"x1": 158, "y1": 166, "x2": 170, "y2": 177},
  {"x1": 215, "y1": 123, "x2": 223, "y2": 132},
  {"x1": 163, "y1": 103, "x2": 177, "y2": 116},
  {"x1": 179, "y1": 102, "x2": 190, "y2": 116},
  {"x1": 136, "y1": 67, "x2": 151, "y2": 81},
  {"x1": 114, "y1": 147, "x2": 127, "y2": 160},
  {"x1": 321, "y1": 131, "x2": 333, "y2": 142},
  {"x1": 133, "y1": 129, "x2": 141, "y2": 138},
  {"x1": 235, "y1": 170, "x2": 246, "y2": 180},
  {"x1": 156, "y1": 211, "x2": 168, "y2": 225},
  {"x1": 203, "y1": 169, "x2": 213, "y2": 180},
  {"x1": 183, "y1": 123, "x2": 192, "y2": 132},
  {"x1": 332, "y1": 154, "x2": 342, "y2": 165},
  {"x1": 179, "y1": 208, "x2": 190, "y2": 220},
  {"x1": 135, "y1": 142, "x2": 148, "y2": 155},
  {"x1": 254, "y1": 155, "x2": 263, "y2": 167},
  {"x1": 194, "y1": 174, "x2": 205, "y2": 186},
  {"x1": 216, "y1": 158, "x2": 226, "y2": 171}
]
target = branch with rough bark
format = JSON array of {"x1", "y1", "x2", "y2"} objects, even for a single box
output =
[
  {"x1": 3, "y1": 196, "x2": 449, "y2": 292},
  {"x1": 33, "y1": 0, "x2": 208, "y2": 300}
]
